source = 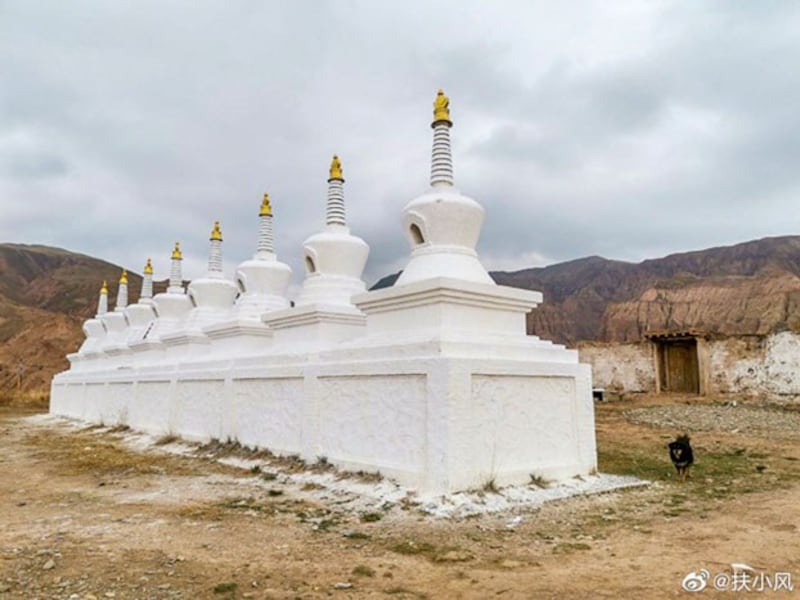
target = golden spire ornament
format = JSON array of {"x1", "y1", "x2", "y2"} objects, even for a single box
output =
[
  {"x1": 172, "y1": 241, "x2": 182, "y2": 260},
  {"x1": 433, "y1": 89, "x2": 452, "y2": 124},
  {"x1": 143, "y1": 258, "x2": 153, "y2": 275},
  {"x1": 328, "y1": 154, "x2": 344, "y2": 182},
  {"x1": 100, "y1": 280, "x2": 108, "y2": 294},
  {"x1": 260, "y1": 193, "x2": 273, "y2": 217},
  {"x1": 119, "y1": 269, "x2": 128, "y2": 284},
  {"x1": 210, "y1": 220, "x2": 223, "y2": 241}
]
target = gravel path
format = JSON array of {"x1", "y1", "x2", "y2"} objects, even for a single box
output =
[{"x1": 625, "y1": 404, "x2": 800, "y2": 437}]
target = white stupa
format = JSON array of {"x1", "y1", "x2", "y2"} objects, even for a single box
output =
[
  {"x1": 262, "y1": 155, "x2": 369, "y2": 348},
  {"x1": 203, "y1": 195, "x2": 289, "y2": 355},
  {"x1": 99, "y1": 270, "x2": 131, "y2": 363},
  {"x1": 395, "y1": 89, "x2": 493, "y2": 286},
  {"x1": 234, "y1": 194, "x2": 291, "y2": 318},
  {"x1": 294, "y1": 155, "x2": 369, "y2": 306},
  {"x1": 125, "y1": 258, "x2": 157, "y2": 345},
  {"x1": 75, "y1": 281, "x2": 108, "y2": 358},
  {"x1": 162, "y1": 222, "x2": 238, "y2": 353},
  {"x1": 130, "y1": 242, "x2": 192, "y2": 362}
]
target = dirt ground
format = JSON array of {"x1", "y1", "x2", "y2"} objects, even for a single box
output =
[{"x1": 2, "y1": 395, "x2": 800, "y2": 599}]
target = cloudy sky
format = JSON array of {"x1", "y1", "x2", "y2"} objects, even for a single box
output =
[{"x1": 3, "y1": 1, "x2": 800, "y2": 293}]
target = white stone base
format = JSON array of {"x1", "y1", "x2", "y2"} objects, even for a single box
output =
[{"x1": 51, "y1": 344, "x2": 595, "y2": 494}]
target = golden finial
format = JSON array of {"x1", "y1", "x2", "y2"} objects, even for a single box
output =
[
  {"x1": 119, "y1": 269, "x2": 128, "y2": 285},
  {"x1": 328, "y1": 154, "x2": 344, "y2": 182},
  {"x1": 210, "y1": 220, "x2": 223, "y2": 241},
  {"x1": 171, "y1": 241, "x2": 182, "y2": 260},
  {"x1": 260, "y1": 193, "x2": 273, "y2": 217},
  {"x1": 433, "y1": 89, "x2": 452, "y2": 124},
  {"x1": 143, "y1": 258, "x2": 153, "y2": 275},
  {"x1": 100, "y1": 280, "x2": 108, "y2": 294}
]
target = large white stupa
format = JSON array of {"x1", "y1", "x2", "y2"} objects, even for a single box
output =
[{"x1": 50, "y1": 91, "x2": 597, "y2": 493}]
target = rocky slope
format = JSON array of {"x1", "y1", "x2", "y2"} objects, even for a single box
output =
[
  {"x1": 373, "y1": 235, "x2": 800, "y2": 345},
  {"x1": 0, "y1": 244, "x2": 144, "y2": 393}
]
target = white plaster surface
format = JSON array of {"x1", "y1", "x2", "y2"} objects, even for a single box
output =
[
  {"x1": 52, "y1": 344, "x2": 596, "y2": 493},
  {"x1": 708, "y1": 332, "x2": 800, "y2": 398},
  {"x1": 317, "y1": 374, "x2": 426, "y2": 472},
  {"x1": 172, "y1": 380, "x2": 226, "y2": 441},
  {"x1": 578, "y1": 341, "x2": 656, "y2": 393},
  {"x1": 233, "y1": 378, "x2": 304, "y2": 453}
]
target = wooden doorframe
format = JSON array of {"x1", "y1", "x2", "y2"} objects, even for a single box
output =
[{"x1": 647, "y1": 331, "x2": 707, "y2": 396}]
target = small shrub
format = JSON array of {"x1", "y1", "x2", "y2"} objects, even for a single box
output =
[
  {"x1": 352, "y1": 565, "x2": 376, "y2": 577},
  {"x1": 482, "y1": 478, "x2": 499, "y2": 494},
  {"x1": 529, "y1": 474, "x2": 548, "y2": 488},
  {"x1": 155, "y1": 433, "x2": 179, "y2": 446},
  {"x1": 315, "y1": 518, "x2": 339, "y2": 532},
  {"x1": 552, "y1": 542, "x2": 591, "y2": 554},
  {"x1": 389, "y1": 540, "x2": 437, "y2": 557},
  {"x1": 212, "y1": 581, "x2": 237, "y2": 594},
  {"x1": 360, "y1": 512, "x2": 383, "y2": 523}
]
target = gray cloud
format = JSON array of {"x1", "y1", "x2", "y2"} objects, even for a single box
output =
[{"x1": 2, "y1": 1, "x2": 800, "y2": 294}]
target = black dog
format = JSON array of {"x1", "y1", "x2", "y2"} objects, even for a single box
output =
[{"x1": 668, "y1": 434, "x2": 694, "y2": 482}]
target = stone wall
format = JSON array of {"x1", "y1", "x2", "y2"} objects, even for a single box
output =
[
  {"x1": 578, "y1": 332, "x2": 800, "y2": 400},
  {"x1": 577, "y1": 341, "x2": 656, "y2": 393},
  {"x1": 707, "y1": 332, "x2": 800, "y2": 399}
]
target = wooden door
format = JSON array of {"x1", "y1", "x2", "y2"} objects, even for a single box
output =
[{"x1": 663, "y1": 340, "x2": 699, "y2": 394}]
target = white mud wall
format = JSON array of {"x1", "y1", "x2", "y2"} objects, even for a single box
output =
[
  {"x1": 579, "y1": 332, "x2": 800, "y2": 400},
  {"x1": 707, "y1": 332, "x2": 800, "y2": 399},
  {"x1": 578, "y1": 342, "x2": 656, "y2": 393}
]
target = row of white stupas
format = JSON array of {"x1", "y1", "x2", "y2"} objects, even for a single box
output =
[
  {"x1": 52, "y1": 91, "x2": 597, "y2": 494},
  {"x1": 73, "y1": 152, "x2": 366, "y2": 367}
]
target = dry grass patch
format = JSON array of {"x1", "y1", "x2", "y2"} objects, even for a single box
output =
[
  {"x1": 385, "y1": 586, "x2": 429, "y2": 598},
  {"x1": 154, "y1": 433, "x2": 180, "y2": 446},
  {"x1": 0, "y1": 390, "x2": 49, "y2": 409},
  {"x1": 24, "y1": 429, "x2": 196, "y2": 478}
]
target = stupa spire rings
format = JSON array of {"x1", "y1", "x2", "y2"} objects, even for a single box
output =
[
  {"x1": 115, "y1": 269, "x2": 129, "y2": 311},
  {"x1": 257, "y1": 193, "x2": 275, "y2": 255},
  {"x1": 328, "y1": 154, "x2": 344, "y2": 183},
  {"x1": 325, "y1": 155, "x2": 347, "y2": 227},
  {"x1": 140, "y1": 259, "x2": 154, "y2": 301},
  {"x1": 430, "y1": 89, "x2": 455, "y2": 187},
  {"x1": 208, "y1": 220, "x2": 224, "y2": 274},
  {"x1": 168, "y1": 242, "x2": 184, "y2": 293},
  {"x1": 96, "y1": 281, "x2": 108, "y2": 316}
]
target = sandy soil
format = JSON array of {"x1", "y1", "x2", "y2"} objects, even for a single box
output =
[{"x1": 1, "y1": 396, "x2": 800, "y2": 599}]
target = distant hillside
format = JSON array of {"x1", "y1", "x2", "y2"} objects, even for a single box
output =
[
  {"x1": 372, "y1": 236, "x2": 800, "y2": 345},
  {"x1": 0, "y1": 244, "x2": 146, "y2": 393}
]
